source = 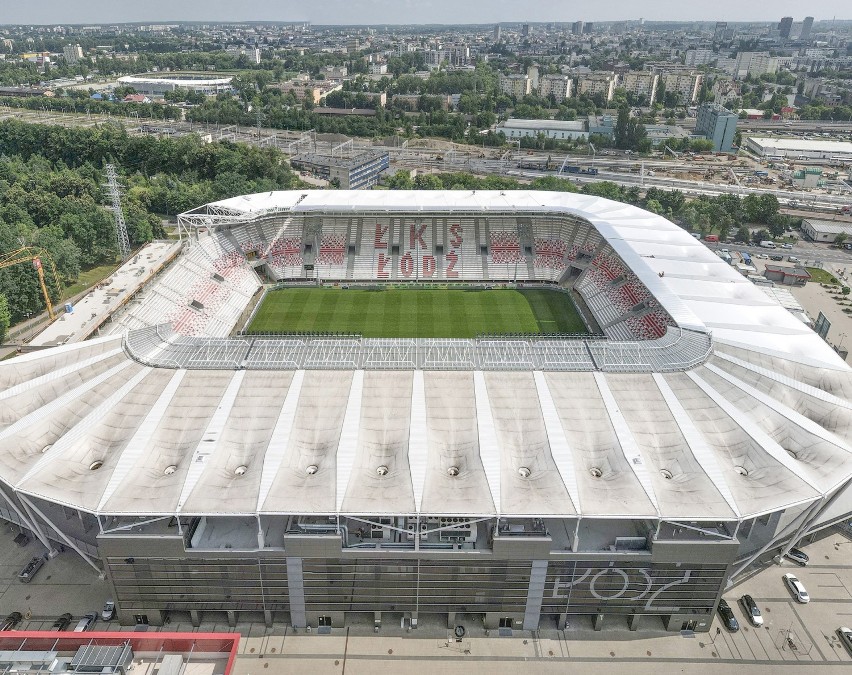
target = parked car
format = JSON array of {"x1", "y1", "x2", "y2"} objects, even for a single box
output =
[
  {"x1": 0, "y1": 612, "x2": 23, "y2": 631},
  {"x1": 717, "y1": 599, "x2": 739, "y2": 632},
  {"x1": 51, "y1": 613, "x2": 73, "y2": 631},
  {"x1": 771, "y1": 254, "x2": 784, "y2": 261},
  {"x1": 756, "y1": 253, "x2": 769, "y2": 259},
  {"x1": 837, "y1": 627, "x2": 852, "y2": 656},
  {"x1": 781, "y1": 243, "x2": 794, "y2": 249},
  {"x1": 785, "y1": 547, "x2": 809, "y2": 566},
  {"x1": 18, "y1": 555, "x2": 46, "y2": 583},
  {"x1": 788, "y1": 256, "x2": 800, "y2": 263},
  {"x1": 739, "y1": 594, "x2": 764, "y2": 626},
  {"x1": 784, "y1": 573, "x2": 810, "y2": 603},
  {"x1": 101, "y1": 600, "x2": 115, "y2": 621},
  {"x1": 73, "y1": 613, "x2": 97, "y2": 632}
]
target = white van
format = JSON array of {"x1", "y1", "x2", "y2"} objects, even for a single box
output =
[{"x1": 760, "y1": 241, "x2": 777, "y2": 249}]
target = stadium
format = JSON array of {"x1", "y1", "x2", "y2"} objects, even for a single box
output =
[{"x1": 1, "y1": 189, "x2": 851, "y2": 634}]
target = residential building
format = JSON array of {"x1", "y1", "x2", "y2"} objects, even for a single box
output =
[
  {"x1": 522, "y1": 24, "x2": 530, "y2": 38},
  {"x1": 572, "y1": 21, "x2": 584, "y2": 36},
  {"x1": 499, "y1": 73, "x2": 532, "y2": 98},
  {"x1": 779, "y1": 17, "x2": 793, "y2": 40},
  {"x1": 800, "y1": 16, "x2": 814, "y2": 42},
  {"x1": 497, "y1": 118, "x2": 588, "y2": 141},
  {"x1": 662, "y1": 72, "x2": 703, "y2": 104},
  {"x1": 577, "y1": 71, "x2": 616, "y2": 102},
  {"x1": 694, "y1": 102, "x2": 737, "y2": 153},
  {"x1": 368, "y1": 62, "x2": 387, "y2": 75},
  {"x1": 493, "y1": 25, "x2": 501, "y2": 42},
  {"x1": 62, "y1": 43, "x2": 83, "y2": 64},
  {"x1": 685, "y1": 49, "x2": 715, "y2": 67},
  {"x1": 539, "y1": 74, "x2": 573, "y2": 103},
  {"x1": 276, "y1": 79, "x2": 342, "y2": 103},
  {"x1": 584, "y1": 22, "x2": 594, "y2": 34},
  {"x1": 711, "y1": 78, "x2": 741, "y2": 107},
  {"x1": 734, "y1": 52, "x2": 778, "y2": 79},
  {"x1": 713, "y1": 22, "x2": 727, "y2": 41},
  {"x1": 620, "y1": 72, "x2": 659, "y2": 103}
]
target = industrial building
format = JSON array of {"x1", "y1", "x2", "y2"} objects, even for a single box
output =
[
  {"x1": 801, "y1": 218, "x2": 852, "y2": 242},
  {"x1": 745, "y1": 137, "x2": 852, "y2": 162},
  {"x1": 497, "y1": 118, "x2": 588, "y2": 141},
  {"x1": 1, "y1": 190, "x2": 850, "y2": 635},
  {"x1": 288, "y1": 152, "x2": 389, "y2": 189}
]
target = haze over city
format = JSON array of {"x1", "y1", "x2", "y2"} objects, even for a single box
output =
[{"x1": 1, "y1": 0, "x2": 850, "y2": 25}]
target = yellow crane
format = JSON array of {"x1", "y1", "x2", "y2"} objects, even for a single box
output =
[{"x1": 0, "y1": 247, "x2": 62, "y2": 320}]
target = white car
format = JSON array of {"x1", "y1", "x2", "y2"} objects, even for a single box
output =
[
  {"x1": 784, "y1": 573, "x2": 810, "y2": 603},
  {"x1": 781, "y1": 243, "x2": 793, "y2": 249}
]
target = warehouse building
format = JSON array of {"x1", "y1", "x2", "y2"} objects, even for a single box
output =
[
  {"x1": 801, "y1": 218, "x2": 852, "y2": 242},
  {"x1": 745, "y1": 137, "x2": 852, "y2": 162}
]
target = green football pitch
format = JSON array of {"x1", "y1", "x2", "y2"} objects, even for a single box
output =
[{"x1": 245, "y1": 287, "x2": 588, "y2": 338}]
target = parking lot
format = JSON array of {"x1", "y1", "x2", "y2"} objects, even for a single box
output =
[{"x1": 2, "y1": 520, "x2": 852, "y2": 673}]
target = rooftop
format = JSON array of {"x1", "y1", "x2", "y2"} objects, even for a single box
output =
[
  {"x1": 499, "y1": 119, "x2": 587, "y2": 131},
  {"x1": 748, "y1": 137, "x2": 852, "y2": 154}
]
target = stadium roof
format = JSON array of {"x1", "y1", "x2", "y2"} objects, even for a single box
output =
[{"x1": 2, "y1": 190, "x2": 851, "y2": 521}]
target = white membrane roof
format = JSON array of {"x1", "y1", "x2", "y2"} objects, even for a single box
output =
[{"x1": 1, "y1": 190, "x2": 851, "y2": 519}]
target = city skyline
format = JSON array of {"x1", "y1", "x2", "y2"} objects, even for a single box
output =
[{"x1": 0, "y1": 0, "x2": 849, "y2": 26}]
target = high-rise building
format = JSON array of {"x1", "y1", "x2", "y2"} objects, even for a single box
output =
[
  {"x1": 522, "y1": 24, "x2": 530, "y2": 38},
  {"x1": 493, "y1": 25, "x2": 501, "y2": 43},
  {"x1": 695, "y1": 103, "x2": 737, "y2": 153},
  {"x1": 498, "y1": 73, "x2": 532, "y2": 98},
  {"x1": 779, "y1": 17, "x2": 794, "y2": 39},
  {"x1": 661, "y1": 72, "x2": 703, "y2": 104},
  {"x1": 620, "y1": 72, "x2": 659, "y2": 104},
  {"x1": 538, "y1": 74, "x2": 573, "y2": 103},
  {"x1": 800, "y1": 16, "x2": 814, "y2": 42},
  {"x1": 734, "y1": 52, "x2": 778, "y2": 79},
  {"x1": 572, "y1": 21, "x2": 584, "y2": 36},
  {"x1": 713, "y1": 22, "x2": 727, "y2": 41},
  {"x1": 62, "y1": 43, "x2": 83, "y2": 64},
  {"x1": 577, "y1": 72, "x2": 616, "y2": 102},
  {"x1": 584, "y1": 22, "x2": 594, "y2": 34}
]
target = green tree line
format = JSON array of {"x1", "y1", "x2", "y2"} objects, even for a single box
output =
[{"x1": 0, "y1": 119, "x2": 300, "y2": 326}]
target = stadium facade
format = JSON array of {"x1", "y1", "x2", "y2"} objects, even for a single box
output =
[{"x1": 1, "y1": 190, "x2": 851, "y2": 634}]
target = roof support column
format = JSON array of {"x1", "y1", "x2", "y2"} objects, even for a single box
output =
[
  {"x1": 523, "y1": 559, "x2": 548, "y2": 631},
  {"x1": 17, "y1": 493, "x2": 103, "y2": 578},
  {"x1": 0, "y1": 484, "x2": 55, "y2": 554},
  {"x1": 287, "y1": 557, "x2": 306, "y2": 629}
]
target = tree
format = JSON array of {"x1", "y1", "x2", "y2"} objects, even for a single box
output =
[
  {"x1": 736, "y1": 226, "x2": 751, "y2": 243},
  {"x1": 835, "y1": 232, "x2": 849, "y2": 247},
  {"x1": 0, "y1": 293, "x2": 9, "y2": 344}
]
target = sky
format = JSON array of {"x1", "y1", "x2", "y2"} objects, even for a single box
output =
[{"x1": 1, "y1": 0, "x2": 850, "y2": 26}]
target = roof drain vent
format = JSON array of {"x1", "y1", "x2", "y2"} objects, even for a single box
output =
[
  {"x1": 733, "y1": 465, "x2": 749, "y2": 477},
  {"x1": 163, "y1": 465, "x2": 177, "y2": 475},
  {"x1": 89, "y1": 460, "x2": 104, "y2": 471},
  {"x1": 234, "y1": 465, "x2": 248, "y2": 476},
  {"x1": 518, "y1": 466, "x2": 531, "y2": 478},
  {"x1": 305, "y1": 464, "x2": 319, "y2": 475},
  {"x1": 660, "y1": 469, "x2": 673, "y2": 480},
  {"x1": 376, "y1": 465, "x2": 389, "y2": 476},
  {"x1": 447, "y1": 466, "x2": 460, "y2": 476},
  {"x1": 589, "y1": 467, "x2": 603, "y2": 478}
]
